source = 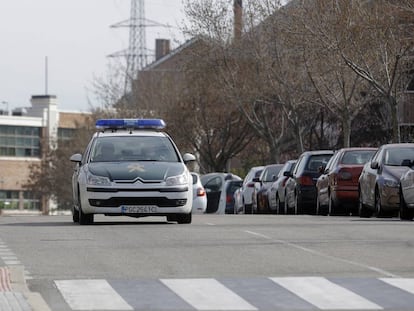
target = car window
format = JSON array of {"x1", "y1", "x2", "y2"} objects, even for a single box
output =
[
  {"x1": 263, "y1": 166, "x2": 282, "y2": 182},
  {"x1": 204, "y1": 177, "x2": 223, "y2": 192},
  {"x1": 306, "y1": 154, "x2": 332, "y2": 172},
  {"x1": 384, "y1": 147, "x2": 414, "y2": 166},
  {"x1": 324, "y1": 152, "x2": 339, "y2": 172},
  {"x1": 293, "y1": 155, "x2": 305, "y2": 175},
  {"x1": 90, "y1": 136, "x2": 179, "y2": 162},
  {"x1": 340, "y1": 150, "x2": 376, "y2": 165},
  {"x1": 227, "y1": 180, "x2": 243, "y2": 194}
]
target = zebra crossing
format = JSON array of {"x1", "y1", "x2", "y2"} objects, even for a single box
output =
[{"x1": 54, "y1": 276, "x2": 414, "y2": 310}]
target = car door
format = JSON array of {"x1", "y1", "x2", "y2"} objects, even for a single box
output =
[
  {"x1": 203, "y1": 176, "x2": 223, "y2": 213},
  {"x1": 285, "y1": 155, "x2": 305, "y2": 208},
  {"x1": 360, "y1": 147, "x2": 383, "y2": 207},
  {"x1": 318, "y1": 152, "x2": 339, "y2": 206}
]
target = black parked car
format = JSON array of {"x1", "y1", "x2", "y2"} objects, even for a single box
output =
[{"x1": 284, "y1": 150, "x2": 334, "y2": 214}]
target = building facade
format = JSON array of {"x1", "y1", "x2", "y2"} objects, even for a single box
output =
[{"x1": 0, "y1": 95, "x2": 90, "y2": 213}]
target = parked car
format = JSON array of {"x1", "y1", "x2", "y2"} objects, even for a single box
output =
[
  {"x1": 191, "y1": 173, "x2": 207, "y2": 214},
  {"x1": 400, "y1": 159, "x2": 414, "y2": 220},
  {"x1": 233, "y1": 166, "x2": 264, "y2": 214},
  {"x1": 252, "y1": 164, "x2": 284, "y2": 213},
  {"x1": 268, "y1": 160, "x2": 297, "y2": 214},
  {"x1": 315, "y1": 148, "x2": 377, "y2": 216},
  {"x1": 200, "y1": 173, "x2": 242, "y2": 214},
  {"x1": 358, "y1": 143, "x2": 414, "y2": 218},
  {"x1": 284, "y1": 150, "x2": 334, "y2": 215}
]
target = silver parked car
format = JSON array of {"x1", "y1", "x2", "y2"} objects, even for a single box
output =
[
  {"x1": 359, "y1": 143, "x2": 414, "y2": 218},
  {"x1": 233, "y1": 166, "x2": 264, "y2": 214},
  {"x1": 400, "y1": 159, "x2": 414, "y2": 220},
  {"x1": 268, "y1": 160, "x2": 297, "y2": 214}
]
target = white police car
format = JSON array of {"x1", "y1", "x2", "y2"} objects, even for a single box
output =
[{"x1": 70, "y1": 119, "x2": 195, "y2": 225}]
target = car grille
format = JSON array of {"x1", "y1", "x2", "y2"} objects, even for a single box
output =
[{"x1": 89, "y1": 197, "x2": 187, "y2": 207}]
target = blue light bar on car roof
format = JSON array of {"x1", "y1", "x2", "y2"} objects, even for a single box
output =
[{"x1": 96, "y1": 119, "x2": 166, "y2": 130}]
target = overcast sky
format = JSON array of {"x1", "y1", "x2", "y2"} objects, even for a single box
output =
[{"x1": 0, "y1": 0, "x2": 187, "y2": 112}]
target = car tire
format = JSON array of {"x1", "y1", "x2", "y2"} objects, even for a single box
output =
[
  {"x1": 177, "y1": 213, "x2": 192, "y2": 224},
  {"x1": 77, "y1": 189, "x2": 94, "y2": 225},
  {"x1": 79, "y1": 205, "x2": 94, "y2": 225},
  {"x1": 276, "y1": 195, "x2": 282, "y2": 214},
  {"x1": 358, "y1": 192, "x2": 372, "y2": 218},
  {"x1": 245, "y1": 204, "x2": 252, "y2": 214},
  {"x1": 400, "y1": 189, "x2": 414, "y2": 221},
  {"x1": 294, "y1": 193, "x2": 303, "y2": 215},
  {"x1": 72, "y1": 205, "x2": 79, "y2": 223},
  {"x1": 328, "y1": 192, "x2": 339, "y2": 216}
]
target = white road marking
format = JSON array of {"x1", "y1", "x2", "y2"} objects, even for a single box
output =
[
  {"x1": 161, "y1": 278, "x2": 257, "y2": 310},
  {"x1": 271, "y1": 277, "x2": 382, "y2": 310},
  {"x1": 380, "y1": 278, "x2": 414, "y2": 295},
  {"x1": 244, "y1": 230, "x2": 399, "y2": 278},
  {"x1": 55, "y1": 279, "x2": 133, "y2": 310}
]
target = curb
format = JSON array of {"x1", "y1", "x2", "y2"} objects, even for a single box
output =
[{"x1": 8, "y1": 266, "x2": 51, "y2": 311}]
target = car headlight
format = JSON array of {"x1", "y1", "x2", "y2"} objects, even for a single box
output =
[
  {"x1": 86, "y1": 171, "x2": 111, "y2": 186},
  {"x1": 383, "y1": 178, "x2": 399, "y2": 188},
  {"x1": 166, "y1": 173, "x2": 188, "y2": 186}
]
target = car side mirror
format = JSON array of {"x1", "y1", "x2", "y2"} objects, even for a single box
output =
[
  {"x1": 283, "y1": 171, "x2": 293, "y2": 177},
  {"x1": 318, "y1": 166, "x2": 326, "y2": 174},
  {"x1": 70, "y1": 153, "x2": 82, "y2": 163},
  {"x1": 183, "y1": 153, "x2": 196, "y2": 164},
  {"x1": 370, "y1": 161, "x2": 379, "y2": 170},
  {"x1": 252, "y1": 177, "x2": 260, "y2": 183}
]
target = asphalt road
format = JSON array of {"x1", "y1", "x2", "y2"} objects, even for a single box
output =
[{"x1": 0, "y1": 214, "x2": 413, "y2": 310}]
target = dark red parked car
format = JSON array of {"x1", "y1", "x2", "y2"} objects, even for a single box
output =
[{"x1": 316, "y1": 147, "x2": 377, "y2": 216}]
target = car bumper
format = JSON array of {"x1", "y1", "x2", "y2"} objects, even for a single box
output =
[
  {"x1": 79, "y1": 186, "x2": 192, "y2": 215},
  {"x1": 380, "y1": 186, "x2": 400, "y2": 210},
  {"x1": 332, "y1": 186, "x2": 359, "y2": 204},
  {"x1": 298, "y1": 186, "x2": 317, "y2": 205}
]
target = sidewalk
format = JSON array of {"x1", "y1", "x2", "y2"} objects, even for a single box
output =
[{"x1": 0, "y1": 266, "x2": 50, "y2": 311}]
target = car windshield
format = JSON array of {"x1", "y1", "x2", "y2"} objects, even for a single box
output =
[
  {"x1": 384, "y1": 147, "x2": 414, "y2": 166},
  {"x1": 341, "y1": 150, "x2": 376, "y2": 165},
  {"x1": 90, "y1": 136, "x2": 179, "y2": 162}
]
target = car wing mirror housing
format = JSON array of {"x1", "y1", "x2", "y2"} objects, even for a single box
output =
[
  {"x1": 70, "y1": 153, "x2": 82, "y2": 163},
  {"x1": 183, "y1": 153, "x2": 196, "y2": 164},
  {"x1": 370, "y1": 161, "x2": 379, "y2": 169},
  {"x1": 283, "y1": 171, "x2": 293, "y2": 177}
]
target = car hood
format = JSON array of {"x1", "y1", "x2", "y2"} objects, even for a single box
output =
[
  {"x1": 383, "y1": 165, "x2": 410, "y2": 180},
  {"x1": 87, "y1": 161, "x2": 185, "y2": 182}
]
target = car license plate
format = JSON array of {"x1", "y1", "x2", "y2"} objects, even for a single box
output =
[{"x1": 121, "y1": 205, "x2": 157, "y2": 213}]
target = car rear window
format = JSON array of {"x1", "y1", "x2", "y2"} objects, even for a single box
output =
[
  {"x1": 306, "y1": 155, "x2": 332, "y2": 172},
  {"x1": 341, "y1": 150, "x2": 376, "y2": 165}
]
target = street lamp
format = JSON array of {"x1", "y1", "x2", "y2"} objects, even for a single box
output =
[{"x1": 1, "y1": 101, "x2": 9, "y2": 115}]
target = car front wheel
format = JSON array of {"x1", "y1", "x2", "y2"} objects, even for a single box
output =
[
  {"x1": 177, "y1": 213, "x2": 192, "y2": 224},
  {"x1": 78, "y1": 192, "x2": 94, "y2": 225},
  {"x1": 72, "y1": 205, "x2": 79, "y2": 223}
]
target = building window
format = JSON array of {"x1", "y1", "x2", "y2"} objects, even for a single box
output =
[
  {"x1": 0, "y1": 190, "x2": 40, "y2": 210},
  {"x1": 0, "y1": 125, "x2": 41, "y2": 157},
  {"x1": 58, "y1": 128, "x2": 75, "y2": 141}
]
